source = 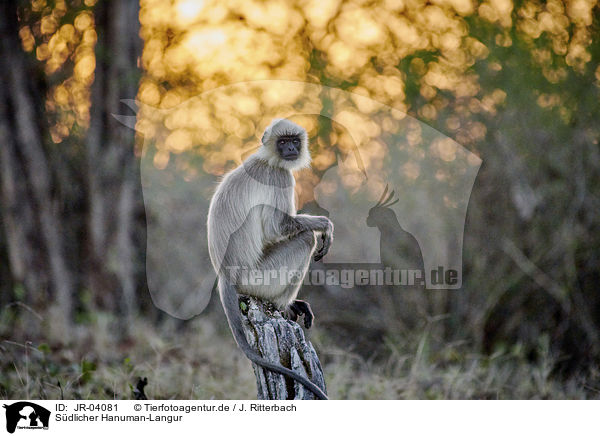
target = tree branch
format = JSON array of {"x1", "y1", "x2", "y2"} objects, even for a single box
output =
[{"x1": 239, "y1": 296, "x2": 327, "y2": 400}]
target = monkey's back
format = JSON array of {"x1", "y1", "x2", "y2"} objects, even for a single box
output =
[{"x1": 207, "y1": 155, "x2": 296, "y2": 277}]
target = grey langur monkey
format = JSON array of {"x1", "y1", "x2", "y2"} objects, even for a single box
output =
[{"x1": 207, "y1": 118, "x2": 333, "y2": 399}]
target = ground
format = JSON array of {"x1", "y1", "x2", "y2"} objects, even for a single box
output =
[{"x1": 1, "y1": 306, "x2": 596, "y2": 400}]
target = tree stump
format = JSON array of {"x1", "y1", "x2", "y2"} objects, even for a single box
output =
[{"x1": 239, "y1": 296, "x2": 327, "y2": 400}]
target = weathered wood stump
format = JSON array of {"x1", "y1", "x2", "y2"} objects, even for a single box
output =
[{"x1": 239, "y1": 295, "x2": 327, "y2": 400}]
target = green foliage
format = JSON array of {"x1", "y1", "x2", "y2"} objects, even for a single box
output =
[
  {"x1": 37, "y1": 343, "x2": 50, "y2": 354},
  {"x1": 80, "y1": 359, "x2": 97, "y2": 385},
  {"x1": 123, "y1": 357, "x2": 134, "y2": 373},
  {"x1": 13, "y1": 284, "x2": 25, "y2": 301}
]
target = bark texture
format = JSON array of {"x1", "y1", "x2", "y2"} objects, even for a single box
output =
[{"x1": 240, "y1": 296, "x2": 327, "y2": 400}]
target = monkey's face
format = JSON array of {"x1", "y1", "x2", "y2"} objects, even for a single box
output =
[
  {"x1": 256, "y1": 119, "x2": 311, "y2": 170},
  {"x1": 276, "y1": 135, "x2": 302, "y2": 161}
]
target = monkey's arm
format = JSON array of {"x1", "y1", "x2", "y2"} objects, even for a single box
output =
[
  {"x1": 279, "y1": 212, "x2": 333, "y2": 262},
  {"x1": 260, "y1": 205, "x2": 333, "y2": 261},
  {"x1": 258, "y1": 204, "x2": 333, "y2": 261},
  {"x1": 293, "y1": 214, "x2": 332, "y2": 232}
]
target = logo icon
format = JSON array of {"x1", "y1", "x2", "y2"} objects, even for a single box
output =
[{"x1": 3, "y1": 402, "x2": 50, "y2": 434}]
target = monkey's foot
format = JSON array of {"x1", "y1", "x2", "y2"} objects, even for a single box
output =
[{"x1": 286, "y1": 299, "x2": 314, "y2": 329}]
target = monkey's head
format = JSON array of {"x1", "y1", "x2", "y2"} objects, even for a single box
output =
[{"x1": 256, "y1": 118, "x2": 310, "y2": 171}]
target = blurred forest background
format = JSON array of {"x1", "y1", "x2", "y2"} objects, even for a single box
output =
[{"x1": 1, "y1": 0, "x2": 600, "y2": 399}]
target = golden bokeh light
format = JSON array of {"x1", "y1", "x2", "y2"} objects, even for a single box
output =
[{"x1": 18, "y1": 0, "x2": 597, "y2": 179}]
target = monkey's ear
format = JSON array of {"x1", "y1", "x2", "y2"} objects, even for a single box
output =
[{"x1": 261, "y1": 123, "x2": 272, "y2": 145}]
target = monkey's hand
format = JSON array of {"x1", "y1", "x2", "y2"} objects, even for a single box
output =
[{"x1": 313, "y1": 218, "x2": 333, "y2": 262}]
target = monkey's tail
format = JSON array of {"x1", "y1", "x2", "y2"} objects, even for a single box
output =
[{"x1": 218, "y1": 278, "x2": 328, "y2": 400}]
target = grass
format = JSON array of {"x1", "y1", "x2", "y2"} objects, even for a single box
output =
[{"x1": 0, "y1": 304, "x2": 597, "y2": 400}]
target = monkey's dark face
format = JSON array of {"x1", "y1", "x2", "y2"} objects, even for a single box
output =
[{"x1": 276, "y1": 135, "x2": 302, "y2": 161}]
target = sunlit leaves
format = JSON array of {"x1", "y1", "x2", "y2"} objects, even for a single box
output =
[
  {"x1": 19, "y1": 0, "x2": 597, "y2": 168},
  {"x1": 19, "y1": 2, "x2": 97, "y2": 143}
]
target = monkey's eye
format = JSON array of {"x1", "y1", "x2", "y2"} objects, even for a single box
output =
[
  {"x1": 278, "y1": 139, "x2": 286, "y2": 146},
  {"x1": 293, "y1": 138, "x2": 300, "y2": 145}
]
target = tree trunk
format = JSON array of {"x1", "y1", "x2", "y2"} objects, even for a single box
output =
[
  {"x1": 85, "y1": 0, "x2": 142, "y2": 333},
  {"x1": 240, "y1": 296, "x2": 327, "y2": 400},
  {"x1": 0, "y1": 1, "x2": 74, "y2": 332}
]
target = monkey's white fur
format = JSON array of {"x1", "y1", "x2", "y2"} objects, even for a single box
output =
[
  {"x1": 206, "y1": 118, "x2": 332, "y2": 399},
  {"x1": 207, "y1": 118, "x2": 320, "y2": 308}
]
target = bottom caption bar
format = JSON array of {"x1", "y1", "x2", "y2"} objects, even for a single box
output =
[{"x1": 0, "y1": 400, "x2": 597, "y2": 435}]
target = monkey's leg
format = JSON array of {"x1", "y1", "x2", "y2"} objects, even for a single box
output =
[
  {"x1": 285, "y1": 303, "x2": 300, "y2": 323},
  {"x1": 288, "y1": 299, "x2": 314, "y2": 329},
  {"x1": 239, "y1": 230, "x2": 316, "y2": 309}
]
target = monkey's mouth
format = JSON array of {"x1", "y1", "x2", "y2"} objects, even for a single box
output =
[{"x1": 281, "y1": 152, "x2": 299, "y2": 160}]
